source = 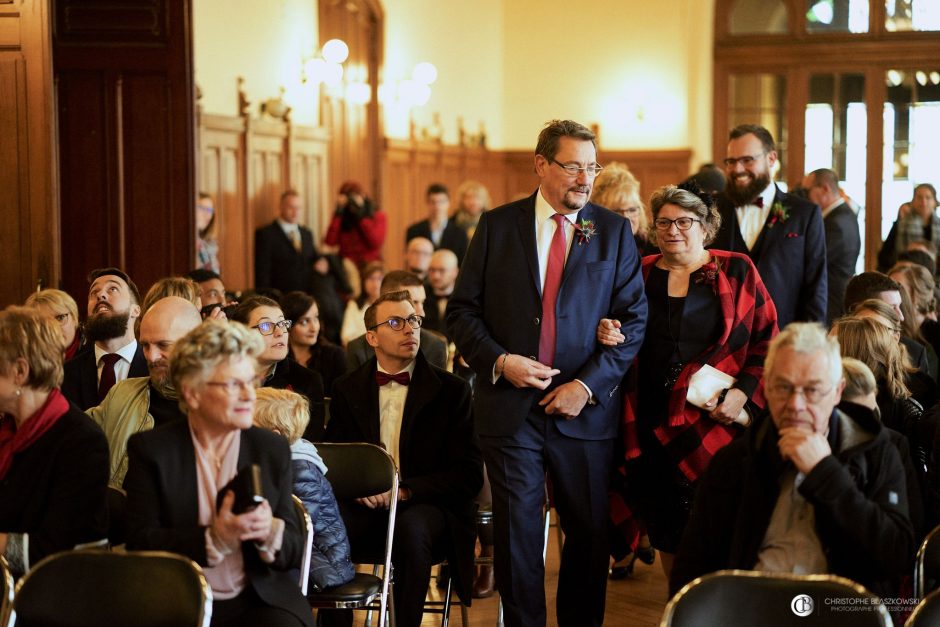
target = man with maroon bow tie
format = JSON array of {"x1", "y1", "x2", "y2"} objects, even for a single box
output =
[
  {"x1": 324, "y1": 290, "x2": 483, "y2": 627},
  {"x1": 708, "y1": 124, "x2": 827, "y2": 328}
]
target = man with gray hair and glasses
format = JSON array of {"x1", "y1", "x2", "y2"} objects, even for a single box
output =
[{"x1": 671, "y1": 323, "x2": 914, "y2": 600}]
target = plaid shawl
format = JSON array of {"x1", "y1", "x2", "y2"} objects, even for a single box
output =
[{"x1": 609, "y1": 250, "x2": 778, "y2": 551}]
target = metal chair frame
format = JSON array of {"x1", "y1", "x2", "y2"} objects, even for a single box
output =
[
  {"x1": 915, "y1": 522, "x2": 940, "y2": 598},
  {"x1": 307, "y1": 442, "x2": 399, "y2": 627},
  {"x1": 292, "y1": 494, "x2": 314, "y2": 596},
  {"x1": 0, "y1": 557, "x2": 13, "y2": 627},
  {"x1": 908, "y1": 586, "x2": 940, "y2": 626}
]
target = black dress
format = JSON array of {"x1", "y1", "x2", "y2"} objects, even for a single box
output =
[{"x1": 635, "y1": 266, "x2": 721, "y2": 553}]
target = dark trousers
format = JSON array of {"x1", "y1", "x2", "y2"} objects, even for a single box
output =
[
  {"x1": 481, "y1": 410, "x2": 614, "y2": 627},
  {"x1": 320, "y1": 501, "x2": 449, "y2": 627},
  {"x1": 213, "y1": 585, "x2": 307, "y2": 627}
]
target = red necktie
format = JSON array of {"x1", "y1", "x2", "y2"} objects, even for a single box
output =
[
  {"x1": 98, "y1": 353, "x2": 122, "y2": 401},
  {"x1": 539, "y1": 214, "x2": 567, "y2": 366},
  {"x1": 375, "y1": 371, "x2": 410, "y2": 386}
]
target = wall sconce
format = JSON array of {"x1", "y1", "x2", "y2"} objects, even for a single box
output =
[
  {"x1": 379, "y1": 62, "x2": 438, "y2": 109},
  {"x1": 302, "y1": 38, "x2": 349, "y2": 87}
]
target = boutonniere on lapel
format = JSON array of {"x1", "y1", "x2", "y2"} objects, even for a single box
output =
[
  {"x1": 693, "y1": 256, "x2": 723, "y2": 292},
  {"x1": 767, "y1": 201, "x2": 790, "y2": 228},
  {"x1": 574, "y1": 218, "x2": 597, "y2": 245}
]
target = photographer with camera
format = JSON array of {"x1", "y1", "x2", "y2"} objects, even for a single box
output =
[{"x1": 324, "y1": 180, "x2": 386, "y2": 267}]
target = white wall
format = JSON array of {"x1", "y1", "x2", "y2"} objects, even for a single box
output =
[{"x1": 194, "y1": 0, "x2": 320, "y2": 126}]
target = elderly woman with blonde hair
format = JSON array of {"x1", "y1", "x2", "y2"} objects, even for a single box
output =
[
  {"x1": 253, "y1": 387, "x2": 354, "y2": 592},
  {"x1": 0, "y1": 306, "x2": 109, "y2": 577},
  {"x1": 591, "y1": 162, "x2": 654, "y2": 255},
  {"x1": 124, "y1": 320, "x2": 313, "y2": 627},
  {"x1": 25, "y1": 288, "x2": 85, "y2": 360}
]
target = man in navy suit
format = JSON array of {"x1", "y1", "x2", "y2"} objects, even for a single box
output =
[
  {"x1": 803, "y1": 168, "x2": 861, "y2": 323},
  {"x1": 406, "y1": 183, "x2": 469, "y2": 262},
  {"x1": 709, "y1": 124, "x2": 827, "y2": 328},
  {"x1": 254, "y1": 189, "x2": 322, "y2": 295},
  {"x1": 448, "y1": 120, "x2": 647, "y2": 627},
  {"x1": 62, "y1": 267, "x2": 147, "y2": 410}
]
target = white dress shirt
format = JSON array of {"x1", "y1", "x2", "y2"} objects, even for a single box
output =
[
  {"x1": 94, "y1": 339, "x2": 138, "y2": 385},
  {"x1": 734, "y1": 182, "x2": 777, "y2": 250},
  {"x1": 377, "y1": 360, "x2": 417, "y2": 467}
]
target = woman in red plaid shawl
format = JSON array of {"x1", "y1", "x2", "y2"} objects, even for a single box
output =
[{"x1": 597, "y1": 183, "x2": 778, "y2": 580}]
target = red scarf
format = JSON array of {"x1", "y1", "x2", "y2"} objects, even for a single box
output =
[{"x1": 0, "y1": 388, "x2": 70, "y2": 480}]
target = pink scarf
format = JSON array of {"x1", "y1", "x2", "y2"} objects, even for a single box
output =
[{"x1": 0, "y1": 388, "x2": 70, "y2": 480}]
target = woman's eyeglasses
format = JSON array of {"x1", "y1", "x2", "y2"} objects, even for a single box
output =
[{"x1": 252, "y1": 320, "x2": 292, "y2": 335}]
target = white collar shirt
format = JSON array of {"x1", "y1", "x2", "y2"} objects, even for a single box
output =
[
  {"x1": 735, "y1": 182, "x2": 777, "y2": 250},
  {"x1": 94, "y1": 339, "x2": 138, "y2": 385},
  {"x1": 535, "y1": 188, "x2": 579, "y2": 293},
  {"x1": 376, "y1": 359, "x2": 417, "y2": 468}
]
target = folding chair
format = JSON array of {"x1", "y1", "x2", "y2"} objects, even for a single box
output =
[
  {"x1": 9, "y1": 550, "x2": 211, "y2": 627},
  {"x1": 0, "y1": 557, "x2": 13, "y2": 627},
  {"x1": 915, "y1": 523, "x2": 940, "y2": 598},
  {"x1": 306, "y1": 442, "x2": 399, "y2": 627},
  {"x1": 293, "y1": 494, "x2": 314, "y2": 596},
  {"x1": 661, "y1": 569, "x2": 891, "y2": 627},
  {"x1": 908, "y1": 587, "x2": 940, "y2": 626}
]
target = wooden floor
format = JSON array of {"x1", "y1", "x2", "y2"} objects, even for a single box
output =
[{"x1": 346, "y1": 514, "x2": 670, "y2": 626}]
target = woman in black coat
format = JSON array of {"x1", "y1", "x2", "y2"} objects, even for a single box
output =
[{"x1": 0, "y1": 306, "x2": 108, "y2": 577}]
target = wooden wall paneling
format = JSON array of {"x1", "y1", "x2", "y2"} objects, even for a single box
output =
[
  {"x1": 246, "y1": 117, "x2": 288, "y2": 230},
  {"x1": 0, "y1": 0, "x2": 57, "y2": 307},
  {"x1": 53, "y1": 0, "x2": 195, "y2": 302},
  {"x1": 201, "y1": 114, "x2": 248, "y2": 291},
  {"x1": 289, "y1": 124, "x2": 331, "y2": 244}
]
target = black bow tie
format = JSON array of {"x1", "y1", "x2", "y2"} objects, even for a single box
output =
[{"x1": 376, "y1": 371, "x2": 410, "y2": 386}]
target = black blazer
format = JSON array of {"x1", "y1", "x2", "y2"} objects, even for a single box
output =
[
  {"x1": 423, "y1": 289, "x2": 452, "y2": 342},
  {"x1": 254, "y1": 221, "x2": 318, "y2": 294},
  {"x1": 406, "y1": 219, "x2": 469, "y2": 262},
  {"x1": 326, "y1": 352, "x2": 483, "y2": 604},
  {"x1": 709, "y1": 185, "x2": 828, "y2": 328},
  {"x1": 824, "y1": 202, "x2": 861, "y2": 323},
  {"x1": 124, "y1": 421, "x2": 313, "y2": 627},
  {"x1": 0, "y1": 402, "x2": 109, "y2": 568},
  {"x1": 297, "y1": 341, "x2": 346, "y2": 397},
  {"x1": 447, "y1": 192, "x2": 648, "y2": 439},
  {"x1": 62, "y1": 343, "x2": 148, "y2": 411},
  {"x1": 265, "y1": 358, "x2": 326, "y2": 441},
  {"x1": 345, "y1": 328, "x2": 448, "y2": 373}
]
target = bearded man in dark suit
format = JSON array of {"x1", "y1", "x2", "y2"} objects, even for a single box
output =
[{"x1": 708, "y1": 124, "x2": 828, "y2": 328}]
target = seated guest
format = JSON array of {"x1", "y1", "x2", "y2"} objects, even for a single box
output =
[
  {"x1": 406, "y1": 183, "x2": 469, "y2": 261},
  {"x1": 671, "y1": 323, "x2": 914, "y2": 597},
  {"x1": 0, "y1": 307, "x2": 109, "y2": 577},
  {"x1": 404, "y1": 237, "x2": 434, "y2": 281},
  {"x1": 451, "y1": 180, "x2": 491, "y2": 242},
  {"x1": 340, "y1": 261, "x2": 384, "y2": 347},
  {"x1": 252, "y1": 388, "x2": 355, "y2": 591},
  {"x1": 137, "y1": 276, "x2": 203, "y2": 335},
  {"x1": 86, "y1": 297, "x2": 202, "y2": 486},
  {"x1": 324, "y1": 291, "x2": 483, "y2": 627},
  {"x1": 62, "y1": 268, "x2": 147, "y2": 410},
  {"x1": 832, "y1": 317, "x2": 927, "y2": 478},
  {"x1": 424, "y1": 249, "x2": 459, "y2": 342},
  {"x1": 840, "y1": 357, "x2": 924, "y2": 539},
  {"x1": 25, "y1": 288, "x2": 85, "y2": 360},
  {"x1": 231, "y1": 296, "x2": 326, "y2": 441},
  {"x1": 845, "y1": 271, "x2": 933, "y2": 379},
  {"x1": 590, "y1": 161, "x2": 656, "y2": 256},
  {"x1": 124, "y1": 320, "x2": 313, "y2": 627},
  {"x1": 890, "y1": 263, "x2": 940, "y2": 367},
  {"x1": 346, "y1": 271, "x2": 447, "y2": 372},
  {"x1": 186, "y1": 268, "x2": 231, "y2": 311},
  {"x1": 878, "y1": 183, "x2": 939, "y2": 272},
  {"x1": 280, "y1": 291, "x2": 346, "y2": 395}
]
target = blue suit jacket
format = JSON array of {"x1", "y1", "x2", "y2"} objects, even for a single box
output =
[
  {"x1": 447, "y1": 192, "x2": 647, "y2": 440},
  {"x1": 709, "y1": 186, "x2": 827, "y2": 328}
]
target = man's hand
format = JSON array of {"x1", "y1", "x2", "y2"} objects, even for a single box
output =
[
  {"x1": 539, "y1": 381, "x2": 590, "y2": 419},
  {"x1": 355, "y1": 489, "x2": 399, "y2": 510},
  {"x1": 778, "y1": 426, "x2": 831, "y2": 474},
  {"x1": 501, "y1": 354, "x2": 560, "y2": 390},
  {"x1": 314, "y1": 257, "x2": 330, "y2": 275},
  {"x1": 706, "y1": 388, "x2": 748, "y2": 425},
  {"x1": 596, "y1": 318, "x2": 625, "y2": 346}
]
